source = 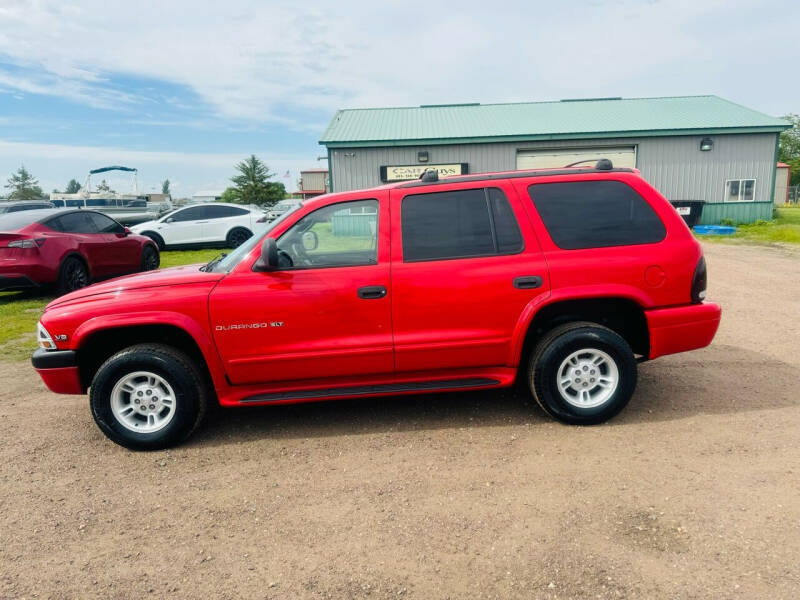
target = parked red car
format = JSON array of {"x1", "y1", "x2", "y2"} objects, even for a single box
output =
[
  {"x1": 32, "y1": 161, "x2": 720, "y2": 450},
  {"x1": 1, "y1": 209, "x2": 159, "y2": 293}
]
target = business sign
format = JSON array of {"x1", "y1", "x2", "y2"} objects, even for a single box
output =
[{"x1": 380, "y1": 163, "x2": 468, "y2": 182}]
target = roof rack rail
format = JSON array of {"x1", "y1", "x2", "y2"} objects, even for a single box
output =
[
  {"x1": 562, "y1": 158, "x2": 615, "y2": 169},
  {"x1": 419, "y1": 169, "x2": 439, "y2": 182}
]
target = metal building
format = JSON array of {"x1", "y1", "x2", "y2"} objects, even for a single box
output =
[{"x1": 319, "y1": 96, "x2": 791, "y2": 224}]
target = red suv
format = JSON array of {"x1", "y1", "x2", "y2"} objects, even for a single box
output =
[{"x1": 32, "y1": 161, "x2": 721, "y2": 449}]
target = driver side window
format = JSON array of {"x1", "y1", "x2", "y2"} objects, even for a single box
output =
[{"x1": 277, "y1": 199, "x2": 378, "y2": 269}]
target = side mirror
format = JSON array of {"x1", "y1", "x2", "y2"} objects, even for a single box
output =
[
  {"x1": 253, "y1": 237, "x2": 279, "y2": 272},
  {"x1": 123, "y1": 227, "x2": 132, "y2": 236},
  {"x1": 165, "y1": 217, "x2": 174, "y2": 224},
  {"x1": 301, "y1": 230, "x2": 319, "y2": 251}
]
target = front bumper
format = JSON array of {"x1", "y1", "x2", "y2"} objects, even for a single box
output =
[
  {"x1": 32, "y1": 349, "x2": 84, "y2": 394},
  {"x1": 646, "y1": 302, "x2": 722, "y2": 360}
]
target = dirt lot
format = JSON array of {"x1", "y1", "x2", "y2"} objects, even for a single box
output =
[{"x1": 1, "y1": 242, "x2": 799, "y2": 599}]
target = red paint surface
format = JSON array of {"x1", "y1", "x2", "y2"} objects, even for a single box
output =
[{"x1": 35, "y1": 169, "x2": 721, "y2": 407}]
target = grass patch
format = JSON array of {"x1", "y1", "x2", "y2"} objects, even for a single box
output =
[
  {"x1": 160, "y1": 248, "x2": 222, "y2": 269},
  {"x1": 1, "y1": 248, "x2": 226, "y2": 361},
  {"x1": 696, "y1": 207, "x2": 800, "y2": 246}
]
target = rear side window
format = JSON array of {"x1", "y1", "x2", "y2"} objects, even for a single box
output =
[
  {"x1": 402, "y1": 188, "x2": 523, "y2": 262},
  {"x1": 528, "y1": 180, "x2": 665, "y2": 249},
  {"x1": 50, "y1": 212, "x2": 97, "y2": 234}
]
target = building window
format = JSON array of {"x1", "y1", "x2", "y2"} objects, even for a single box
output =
[{"x1": 724, "y1": 179, "x2": 756, "y2": 203}]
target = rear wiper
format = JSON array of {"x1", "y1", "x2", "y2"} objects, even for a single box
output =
[{"x1": 201, "y1": 253, "x2": 227, "y2": 272}]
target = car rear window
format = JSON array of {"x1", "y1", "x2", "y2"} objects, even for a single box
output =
[
  {"x1": 0, "y1": 211, "x2": 50, "y2": 231},
  {"x1": 528, "y1": 180, "x2": 666, "y2": 249},
  {"x1": 401, "y1": 187, "x2": 523, "y2": 262}
]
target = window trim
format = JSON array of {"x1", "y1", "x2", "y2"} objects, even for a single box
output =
[
  {"x1": 723, "y1": 178, "x2": 756, "y2": 203},
  {"x1": 275, "y1": 198, "x2": 380, "y2": 271},
  {"x1": 401, "y1": 186, "x2": 525, "y2": 263}
]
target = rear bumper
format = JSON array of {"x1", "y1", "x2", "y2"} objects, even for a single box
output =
[
  {"x1": 646, "y1": 302, "x2": 721, "y2": 360},
  {"x1": 0, "y1": 275, "x2": 39, "y2": 291},
  {"x1": 32, "y1": 349, "x2": 84, "y2": 394}
]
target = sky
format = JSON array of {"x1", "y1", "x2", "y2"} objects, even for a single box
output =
[{"x1": 0, "y1": 0, "x2": 798, "y2": 198}]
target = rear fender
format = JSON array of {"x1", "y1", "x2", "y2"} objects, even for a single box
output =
[{"x1": 508, "y1": 285, "x2": 652, "y2": 366}]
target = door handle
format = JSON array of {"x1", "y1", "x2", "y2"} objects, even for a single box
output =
[
  {"x1": 358, "y1": 285, "x2": 387, "y2": 299},
  {"x1": 513, "y1": 276, "x2": 543, "y2": 289}
]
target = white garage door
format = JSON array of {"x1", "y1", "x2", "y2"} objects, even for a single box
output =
[{"x1": 516, "y1": 147, "x2": 636, "y2": 170}]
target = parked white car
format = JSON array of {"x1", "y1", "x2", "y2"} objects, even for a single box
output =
[
  {"x1": 130, "y1": 203, "x2": 266, "y2": 249},
  {"x1": 266, "y1": 199, "x2": 302, "y2": 221}
]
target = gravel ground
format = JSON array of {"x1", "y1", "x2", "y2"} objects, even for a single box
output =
[{"x1": 1, "y1": 242, "x2": 799, "y2": 599}]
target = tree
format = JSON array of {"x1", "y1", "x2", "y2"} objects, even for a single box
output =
[
  {"x1": 161, "y1": 179, "x2": 171, "y2": 195},
  {"x1": 220, "y1": 187, "x2": 240, "y2": 203},
  {"x1": 5, "y1": 166, "x2": 43, "y2": 200},
  {"x1": 65, "y1": 179, "x2": 82, "y2": 194},
  {"x1": 230, "y1": 155, "x2": 285, "y2": 206},
  {"x1": 778, "y1": 114, "x2": 800, "y2": 186},
  {"x1": 95, "y1": 179, "x2": 114, "y2": 193}
]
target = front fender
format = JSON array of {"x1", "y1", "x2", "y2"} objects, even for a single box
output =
[{"x1": 72, "y1": 311, "x2": 227, "y2": 390}]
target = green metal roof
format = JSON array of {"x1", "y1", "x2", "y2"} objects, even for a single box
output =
[{"x1": 320, "y1": 95, "x2": 790, "y2": 148}]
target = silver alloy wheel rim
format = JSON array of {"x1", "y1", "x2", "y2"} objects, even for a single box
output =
[
  {"x1": 556, "y1": 348, "x2": 619, "y2": 409},
  {"x1": 110, "y1": 371, "x2": 177, "y2": 433}
]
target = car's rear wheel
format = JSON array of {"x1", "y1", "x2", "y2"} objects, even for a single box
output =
[
  {"x1": 528, "y1": 321, "x2": 637, "y2": 424},
  {"x1": 226, "y1": 227, "x2": 252, "y2": 248},
  {"x1": 140, "y1": 245, "x2": 160, "y2": 271},
  {"x1": 89, "y1": 344, "x2": 208, "y2": 450},
  {"x1": 57, "y1": 256, "x2": 89, "y2": 294}
]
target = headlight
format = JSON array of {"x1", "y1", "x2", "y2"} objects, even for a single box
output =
[{"x1": 37, "y1": 322, "x2": 57, "y2": 350}]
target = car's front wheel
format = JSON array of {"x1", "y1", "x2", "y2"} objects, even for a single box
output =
[
  {"x1": 90, "y1": 344, "x2": 208, "y2": 450},
  {"x1": 528, "y1": 321, "x2": 637, "y2": 424}
]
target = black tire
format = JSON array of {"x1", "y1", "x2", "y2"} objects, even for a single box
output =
[
  {"x1": 142, "y1": 232, "x2": 165, "y2": 250},
  {"x1": 140, "y1": 244, "x2": 160, "y2": 271},
  {"x1": 57, "y1": 256, "x2": 89, "y2": 294},
  {"x1": 528, "y1": 321, "x2": 637, "y2": 425},
  {"x1": 226, "y1": 227, "x2": 252, "y2": 249},
  {"x1": 89, "y1": 344, "x2": 208, "y2": 450}
]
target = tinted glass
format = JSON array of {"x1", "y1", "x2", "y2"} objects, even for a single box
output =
[
  {"x1": 0, "y1": 211, "x2": 49, "y2": 230},
  {"x1": 488, "y1": 188, "x2": 524, "y2": 254},
  {"x1": 277, "y1": 199, "x2": 378, "y2": 268},
  {"x1": 402, "y1": 188, "x2": 507, "y2": 262},
  {"x1": 86, "y1": 198, "x2": 117, "y2": 207},
  {"x1": 205, "y1": 205, "x2": 242, "y2": 219},
  {"x1": 87, "y1": 211, "x2": 124, "y2": 233},
  {"x1": 53, "y1": 212, "x2": 98, "y2": 234},
  {"x1": 528, "y1": 180, "x2": 666, "y2": 250},
  {"x1": 171, "y1": 206, "x2": 207, "y2": 222}
]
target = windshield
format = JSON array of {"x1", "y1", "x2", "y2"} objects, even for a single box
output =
[{"x1": 207, "y1": 203, "x2": 301, "y2": 273}]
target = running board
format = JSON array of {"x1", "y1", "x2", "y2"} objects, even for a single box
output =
[{"x1": 239, "y1": 377, "x2": 500, "y2": 404}]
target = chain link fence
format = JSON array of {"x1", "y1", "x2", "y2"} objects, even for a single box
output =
[{"x1": 788, "y1": 186, "x2": 799, "y2": 204}]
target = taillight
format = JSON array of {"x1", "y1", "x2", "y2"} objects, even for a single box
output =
[
  {"x1": 691, "y1": 256, "x2": 707, "y2": 303},
  {"x1": 7, "y1": 238, "x2": 45, "y2": 248}
]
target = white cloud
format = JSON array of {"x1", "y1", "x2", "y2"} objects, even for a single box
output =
[
  {"x1": 0, "y1": 140, "x2": 308, "y2": 196},
  {"x1": 0, "y1": 0, "x2": 797, "y2": 126}
]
